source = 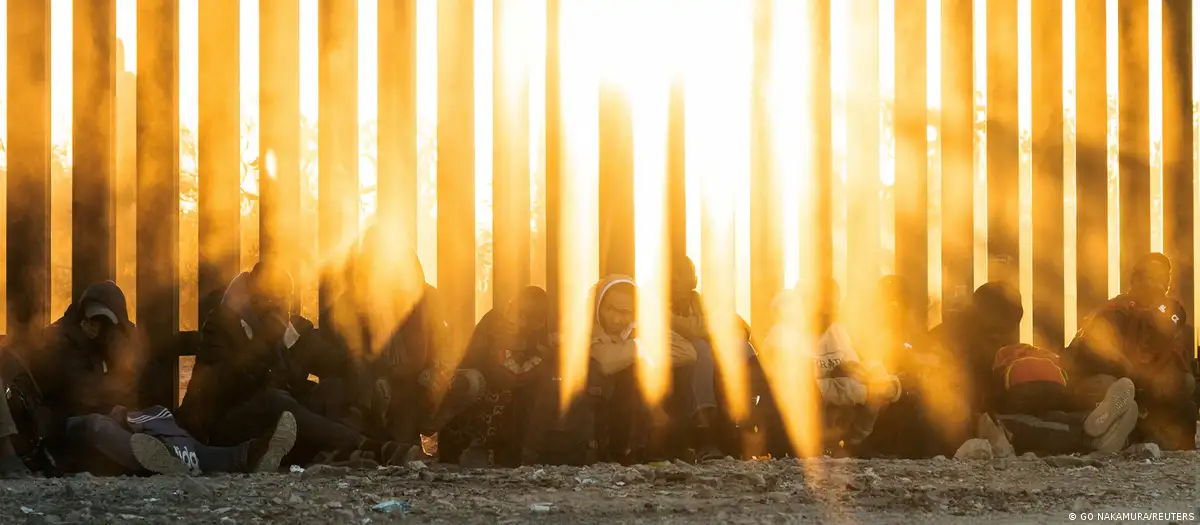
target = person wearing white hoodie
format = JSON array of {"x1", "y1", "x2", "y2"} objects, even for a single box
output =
[
  {"x1": 586, "y1": 275, "x2": 698, "y2": 462},
  {"x1": 763, "y1": 285, "x2": 902, "y2": 456}
]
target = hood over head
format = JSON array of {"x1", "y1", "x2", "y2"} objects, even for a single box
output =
[
  {"x1": 592, "y1": 274, "x2": 637, "y2": 325},
  {"x1": 76, "y1": 280, "x2": 133, "y2": 329}
]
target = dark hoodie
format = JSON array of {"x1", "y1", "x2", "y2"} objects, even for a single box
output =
[
  {"x1": 23, "y1": 281, "x2": 139, "y2": 425},
  {"x1": 1064, "y1": 293, "x2": 1190, "y2": 396},
  {"x1": 176, "y1": 272, "x2": 296, "y2": 442}
]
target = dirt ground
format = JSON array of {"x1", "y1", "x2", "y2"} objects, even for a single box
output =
[{"x1": 3, "y1": 452, "x2": 1199, "y2": 524}]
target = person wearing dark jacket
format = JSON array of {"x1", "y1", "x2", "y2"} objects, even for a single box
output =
[
  {"x1": 317, "y1": 230, "x2": 474, "y2": 456},
  {"x1": 1063, "y1": 253, "x2": 1196, "y2": 450},
  {"x1": 439, "y1": 286, "x2": 555, "y2": 467},
  {"x1": 924, "y1": 281, "x2": 1024, "y2": 457},
  {"x1": 177, "y1": 262, "x2": 417, "y2": 466},
  {"x1": 18, "y1": 281, "x2": 296, "y2": 476}
]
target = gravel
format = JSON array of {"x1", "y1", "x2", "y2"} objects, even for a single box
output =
[{"x1": 3, "y1": 452, "x2": 1199, "y2": 524}]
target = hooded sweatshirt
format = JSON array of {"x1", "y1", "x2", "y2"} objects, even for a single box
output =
[
  {"x1": 23, "y1": 281, "x2": 139, "y2": 423},
  {"x1": 589, "y1": 275, "x2": 697, "y2": 376},
  {"x1": 177, "y1": 272, "x2": 300, "y2": 441}
]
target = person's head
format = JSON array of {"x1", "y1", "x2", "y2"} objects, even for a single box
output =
[
  {"x1": 671, "y1": 257, "x2": 698, "y2": 303},
  {"x1": 1129, "y1": 253, "x2": 1171, "y2": 304},
  {"x1": 598, "y1": 282, "x2": 636, "y2": 336},
  {"x1": 249, "y1": 260, "x2": 295, "y2": 317},
  {"x1": 971, "y1": 281, "x2": 1023, "y2": 347},
  {"x1": 513, "y1": 286, "x2": 550, "y2": 336},
  {"x1": 79, "y1": 300, "x2": 120, "y2": 344}
]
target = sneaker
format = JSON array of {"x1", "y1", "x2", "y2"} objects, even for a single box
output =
[
  {"x1": 1083, "y1": 377, "x2": 1136, "y2": 438},
  {"x1": 129, "y1": 434, "x2": 190, "y2": 475},
  {"x1": 1092, "y1": 400, "x2": 1138, "y2": 453},
  {"x1": 977, "y1": 413, "x2": 1015, "y2": 458},
  {"x1": 248, "y1": 411, "x2": 298, "y2": 473}
]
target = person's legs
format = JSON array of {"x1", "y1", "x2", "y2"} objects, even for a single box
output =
[
  {"x1": 420, "y1": 368, "x2": 487, "y2": 432},
  {"x1": 210, "y1": 388, "x2": 361, "y2": 454},
  {"x1": 63, "y1": 414, "x2": 144, "y2": 474},
  {"x1": 995, "y1": 412, "x2": 1086, "y2": 455},
  {"x1": 1073, "y1": 375, "x2": 1135, "y2": 437},
  {"x1": 0, "y1": 377, "x2": 29, "y2": 477},
  {"x1": 301, "y1": 378, "x2": 349, "y2": 422},
  {"x1": 689, "y1": 340, "x2": 724, "y2": 460},
  {"x1": 129, "y1": 406, "x2": 297, "y2": 473},
  {"x1": 1139, "y1": 371, "x2": 1196, "y2": 450}
]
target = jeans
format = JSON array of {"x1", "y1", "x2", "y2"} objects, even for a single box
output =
[
  {"x1": 692, "y1": 339, "x2": 757, "y2": 414},
  {"x1": 209, "y1": 388, "x2": 362, "y2": 459},
  {"x1": 63, "y1": 410, "x2": 248, "y2": 475}
]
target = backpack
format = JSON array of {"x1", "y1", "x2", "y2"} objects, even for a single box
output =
[
  {"x1": 0, "y1": 347, "x2": 59, "y2": 475},
  {"x1": 992, "y1": 343, "x2": 1068, "y2": 390}
]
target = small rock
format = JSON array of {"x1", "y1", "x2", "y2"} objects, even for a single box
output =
[
  {"x1": 991, "y1": 459, "x2": 1009, "y2": 471},
  {"x1": 745, "y1": 473, "x2": 767, "y2": 488},
  {"x1": 406, "y1": 460, "x2": 428, "y2": 471},
  {"x1": 287, "y1": 493, "x2": 304, "y2": 505},
  {"x1": 954, "y1": 439, "x2": 993, "y2": 461},
  {"x1": 1020, "y1": 452, "x2": 1038, "y2": 459},
  {"x1": 179, "y1": 476, "x2": 213, "y2": 497},
  {"x1": 932, "y1": 455, "x2": 947, "y2": 461},
  {"x1": 766, "y1": 491, "x2": 790, "y2": 503},
  {"x1": 301, "y1": 464, "x2": 351, "y2": 479},
  {"x1": 696, "y1": 486, "x2": 718, "y2": 499},
  {"x1": 325, "y1": 501, "x2": 343, "y2": 509},
  {"x1": 213, "y1": 507, "x2": 233, "y2": 515},
  {"x1": 1071, "y1": 497, "x2": 1087, "y2": 513},
  {"x1": 530, "y1": 503, "x2": 553, "y2": 513},
  {"x1": 372, "y1": 500, "x2": 410, "y2": 515},
  {"x1": 419, "y1": 470, "x2": 437, "y2": 482},
  {"x1": 1123, "y1": 443, "x2": 1162, "y2": 460}
]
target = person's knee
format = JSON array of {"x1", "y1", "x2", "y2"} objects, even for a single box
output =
[
  {"x1": 260, "y1": 389, "x2": 304, "y2": 412},
  {"x1": 66, "y1": 414, "x2": 118, "y2": 441},
  {"x1": 451, "y1": 369, "x2": 486, "y2": 405},
  {"x1": 691, "y1": 339, "x2": 715, "y2": 362}
]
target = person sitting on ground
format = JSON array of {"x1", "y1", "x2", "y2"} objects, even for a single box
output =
[
  {"x1": 587, "y1": 275, "x2": 698, "y2": 463},
  {"x1": 440, "y1": 286, "x2": 555, "y2": 467},
  {"x1": 856, "y1": 275, "x2": 939, "y2": 458},
  {"x1": 925, "y1": 281, "x2": 1024, "y2": 456},
  {"x1": 763, "y1": 282, "x2": 902, "y2": 458},
  {"x1": 989, "y1": 343, "x2": 1137, "y2": 455},
  {"x1": 321, "y1": 229, "x2": 481, "y2": 453},
  {"x1": 177, "y1": 261, "x2": 416, "y2": 467},
  {"x1": 669, "y1": 256, "x2": 758, "y2": 460},
  {"x1": 7, "y1": 281, "x2": 296, "y2": 476},
  {"x1": 1063, "y1": 253, "x2": 1196, "y2": 451}
]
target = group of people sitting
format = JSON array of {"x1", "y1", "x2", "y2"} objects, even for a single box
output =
[{"x1": 0, "y1": 234, "x2": 1193, "y2": 477}]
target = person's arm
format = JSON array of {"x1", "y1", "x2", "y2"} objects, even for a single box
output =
[{"x1": 589, "y1": 336, "x2": 637, "y2": 376}]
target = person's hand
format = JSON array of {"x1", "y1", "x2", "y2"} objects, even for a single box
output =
[{"x1": 622, "y1": 323, "x2": 637, "y2": 341}]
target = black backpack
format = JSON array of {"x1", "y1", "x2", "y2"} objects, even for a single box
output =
[{"x1": 0, "y1": 347, "x2": 59, "y2": 475}]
